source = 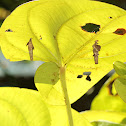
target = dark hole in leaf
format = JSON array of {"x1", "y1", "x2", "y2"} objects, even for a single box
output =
[
  {"x1": 5, "y1": 29, "x2": 13, "y2": 32},
  {"x1": 81, "y1": 23, "x2": 100, "y2": 33},
  {"x1": 83, "y1": 72, "x2": 91, "y2": 76},
  {"x1": 86, "y1": 75, "x2": 91, "y2": 81},
  {"x1": 113, "y1": 28, "x2": 126, "y2": 35},
  {"x1": 77, "y1": 75, "x2": 83, "y2": 78}
]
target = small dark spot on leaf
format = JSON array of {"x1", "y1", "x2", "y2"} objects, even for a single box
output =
[
  {"x1": 40, "y1": 35, "x2": 42, "y2": 40},
  {"x1": 113, "y1": 28, "x2": 126, "y2": 35},
  {"x1": 53, "y1": 72, "x2": 57, "y2": 77},
  {"x1": 5, "y1": 29, "x2": 13, "y2": 32},
  {"x1": 106, "y1": 53, "x2": 109, "y2": 56},
  {"x1": 81, "y1": 23, "x2": 100, "y2": 33},
  {"x1": 53, "y1": 35, "x2": 56, "y2": 39},
  {"x1": 83, "y1": 72, "x2": 91, "y2": 75},
  {"x1": 51, "y1": 79, "x2": 55, "y2": 84},
  {"x1": 86, "y1": 75, "x2": 91, "y2": 81},
  {"x1": 109, "y1": 16, "x2": 112, "y2": 19},
  {"x1": 77, "y1": 75, "x2": 83, "y2": 78}
]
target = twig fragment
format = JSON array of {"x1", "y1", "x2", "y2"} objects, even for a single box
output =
[
  {"x1": 26, "y1": 38, "x2": 34, "y2": 61},
  {"x1": 92, "y1": 40, "x2": 101, "y2": 64}
]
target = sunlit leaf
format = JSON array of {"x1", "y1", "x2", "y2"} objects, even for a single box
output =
[
  {"x1": 0, "y1": 0, "x2": 126, "y2": 104},
  {"x1": 91, "y1": 121, "x2": 124, "y2": 126},
  {"x1": 0, "y1": 87, "x2": 51, "y2": 126},
  {"x1": 0, "y1": 87, "x2": 92, "y2": 126},
  {"x1": 91, "y1": 73, "x2": 126, "y2": 112},
  {"x1": 113, "y1": 61, "x2": 126, "y2": 102},
  {"x1": 0, "y1": 99, "x2": 27, "y2": 126},
  {"x1": 48, "y1": 105, "x2": 92, "y2": 126},
  {"x1": 113, "y1": 61, "x2": 126, "y2": 76},
  {"x1": 81, "y1": 110, "x2": 126, "y2": 124},
  {"x1": 114, "y1": 76, "x2": 126, "y2": 103},
  {"x1": 34, "y1": 62, "x2": 63, "y2": 105}
]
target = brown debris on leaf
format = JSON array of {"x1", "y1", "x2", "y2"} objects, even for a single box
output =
[
  {"x1": 26, "y1": 38, "x2": 34, "y2": 61},
  {"x1": 92, "y1": 40, "x2": 101, "y2": 64}
]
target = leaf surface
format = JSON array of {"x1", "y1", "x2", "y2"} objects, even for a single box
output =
[
  {"x1": 113, "y1": 61, "x2": 126, "y2": 76},
  {"x1": 1, "y1": 0, "x2": 126, "y2": 104},
  {"x1": 0, "y1": 87, "x2": 51, "y2": 126},
  {"x1": 81, "y1": 110, "x2": 126, "y2": 124},
  {"x1": 114, "y1": 76, "x2": 126, "y2": 103},
  {"x1": 91, "y1": 121, "x2": 124, "y2": 126},
  {"x1": 47, "y1": 105, "x2": 92, "y2": 126},
  {"x1": 91, "y1": 73, "x2": 126, "y2": 112},
  {"x1": 0, "y1": 98, "x2": 27, "y2": 126},
  {"x1": 113, "y1": 61, "x2": 126, "y2": 102}
]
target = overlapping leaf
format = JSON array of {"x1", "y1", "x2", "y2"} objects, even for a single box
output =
[
  {"x1": 81, "y1": 110, "x2": 126, "y2": 124},
  {"x1": 0, "y1": 0, "x2": 126, "y2": 105},
  {"x1": 113, "y1": 61, "x2": 126, "y2": 103},
  {"x1": 0, "y1": 87, "x2": 92, "y2": 126},
  {"x1": 48, "y1": 105, "x2": 92, "y2": 126},
  {"x1": 0, "y1": 87, "x2": 51, "y2": 126},
  {"x1": 91, "y1": 73, "x2": 126, "y2": 112}
]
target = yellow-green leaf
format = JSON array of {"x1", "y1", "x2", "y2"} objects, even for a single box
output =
[
  {"x1": 91, "y1": 121, "x2": 124, "y2": 126},
  {"x1": 91, "y1": 73, "x2": 126, "y2": 112},
  {"x1": 114, "y1": 76, "x2": 126, "y2": 103},
  {"x1": 113, "y1": 61, "x2": 126, "y2": 102},
  {"x1": 1, "y1": 0, "x2": 126, "y2": 105},
  {"x1": 113, "y1": 61, "x2": 126, "y2": 76},
  {"x1": 48, "y1": 105, "x2": 92, "y2": 126},
  {"x1": 81, "y1": 110, "x2": 126, "y2": 124},
  {"x1": 0, "y1": 99, "x2": 27, "y2": 126},
  {"x1": 0, "y1": 87, "x2": 51, "y2": 126},
  {"x1": 34, "y1": 62, "x2": 64, "y2": 105}
]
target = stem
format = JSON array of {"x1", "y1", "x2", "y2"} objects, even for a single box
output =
[{"x1": 60, "y1": 67, "x2": 74, "y2": 126}]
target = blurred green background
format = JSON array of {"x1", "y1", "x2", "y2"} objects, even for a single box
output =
[{"x1": 0, "y1": 0, "x2": 125, "y2": 112}]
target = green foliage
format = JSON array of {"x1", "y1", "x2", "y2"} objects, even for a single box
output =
[
  {"x1": 113, "y1": 61, "x2": 126, "y2": 103},
  {"x1": 113, "y1": 61, "x2": 126, "y2": 76},
  {"x1": 81, "y1": 110, "x2": 126, "y2": 124},
  {"x1": 91, "y1": 73, "x2": 126, "y2": 112},
  {"x1": 91, "y1": 121, "x2": 124, "y2": 126},
  {"x1": 0, "y1": 0, "x2": 126, "y2": 102},
  {"x1": 0, "y1": 0, "x2": 126, "y2": 126},
  {"x1": 48, "y1": 105, "x2": 92, "y2": 126},
  {"x1": 0, "y1": 87, "x2": 51, "y2": 126}
]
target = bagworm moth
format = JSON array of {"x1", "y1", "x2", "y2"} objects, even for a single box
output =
[
  {"x1": 92, "y1": 40, "x2": 101, "y2": 64},
  {"x1": 26, "y1": 38, "x2": 34, "y2": 61}
]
